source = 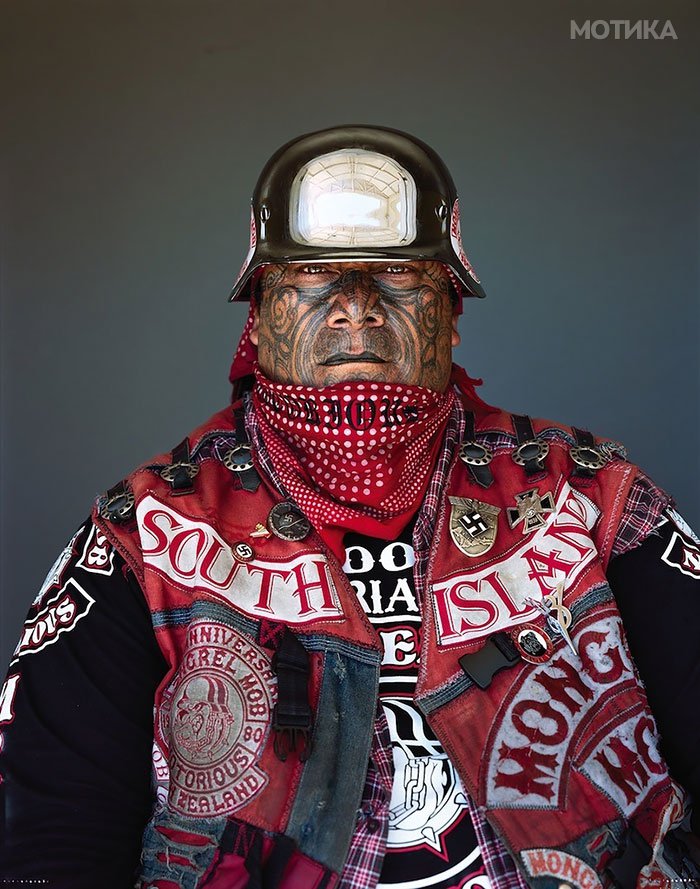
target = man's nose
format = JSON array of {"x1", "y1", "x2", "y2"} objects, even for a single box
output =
[{"x1": 325, "y1": 272, "x2": 385, "y2": 329}]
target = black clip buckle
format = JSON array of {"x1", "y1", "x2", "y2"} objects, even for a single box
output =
[{"x1": 459, "y1": 633, "x2": 521, "y2": 689}]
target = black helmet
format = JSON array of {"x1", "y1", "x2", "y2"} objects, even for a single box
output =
[{"x1": 228, "y1": 124, "x2": 485, "y2": 302}]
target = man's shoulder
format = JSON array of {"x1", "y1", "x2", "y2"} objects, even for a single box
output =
[
  {"x1": 92, "y1": 403, "x2": 248, "y2": 523},
  {"x1": 131, "y1": 403, "x2": 240, "y2": 477},
  {"x1": 470, "y1": 400, "x2": 628, "y2": 462}
]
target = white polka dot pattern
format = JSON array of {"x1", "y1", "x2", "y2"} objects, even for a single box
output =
[{"x1": 252, "y1": 371, "x2": 455, "y2": 554}]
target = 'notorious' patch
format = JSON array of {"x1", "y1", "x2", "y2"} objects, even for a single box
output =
[
  {"x1": 159, "y1": 621, "x2": 276, "y2": 818},
  {"x1": 13, "y1": 578, "x2": 95, "y2": 664}
]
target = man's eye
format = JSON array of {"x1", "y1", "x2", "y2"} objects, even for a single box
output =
[
  {"x1": 300, "y1": 264, "x2": 332, "y2": 275},
  {"x1": 384, "y1": 265, "x2": 411, "y2": 274}
]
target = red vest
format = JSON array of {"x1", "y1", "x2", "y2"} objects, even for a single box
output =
[{"x1": 94, "y1": 398, "x2": 685, "y2": 889}]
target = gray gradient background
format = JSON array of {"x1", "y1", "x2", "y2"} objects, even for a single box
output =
[{"x1": 1, "y1": 1, "x2": 698, "y2": 669}]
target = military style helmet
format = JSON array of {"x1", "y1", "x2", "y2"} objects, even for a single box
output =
[{"x1": 228, "y1": 124, "x2": 486, "y2": 302}]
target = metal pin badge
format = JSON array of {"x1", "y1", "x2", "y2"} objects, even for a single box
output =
[
  {"x1": 232, "y1": 542, "x2": 255, "y2": 562},
  {"x1": 250, "y1": 523, "x2": 271, "y2": 539},
  {"x1": 511, "y1": 623, "x2": 554, "y2": 664},
  {"x1": 448, "y1": 496, "x2": 500, "y2": 557},
  {"x1": 507, "y1": 488, "x2": 555, "y2": 534},
  {"x1": 268, "y1": 503, "x2": 312, "y2": 542},
  {"x1": 527, "y1": 584, "x2": 578, "y2": 657}
]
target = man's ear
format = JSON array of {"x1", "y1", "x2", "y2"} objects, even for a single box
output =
[
  {"x1": 451, "y1": 312, "x2": 461, "y2": 348},
  {"x1": 249, "y1": 305, "x2": 261, "y2": 346}
]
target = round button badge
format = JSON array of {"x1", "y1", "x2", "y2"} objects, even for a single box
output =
[
  {"x1": 268, "y1": 503, "x2": 312, "y2": 542},
  {"x1": 232, "y1": 542, "x2": 255, "y2": 562},
  {"x1": 511, "y1": 623, "x2": 553, "y2": 664}
]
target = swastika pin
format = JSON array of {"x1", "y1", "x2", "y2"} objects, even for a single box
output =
[
  {"x1": 268, "y1": 503, "x2": 312, "y2": 542},
  {"x1": 232, "y1": 542, "x2": 255, "y2": 562},
  {"x1": 449, "y1": 497, "x2": 500, "y2": 558}
]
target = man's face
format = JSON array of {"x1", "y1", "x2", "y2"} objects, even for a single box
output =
[{"x1": 249, "y1": 260, "x2": 460, "y2": 390}]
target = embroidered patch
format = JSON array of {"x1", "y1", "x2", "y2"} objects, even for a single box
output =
[
  {"x1": 485, "y1": 612, "x2": 666, "y2": 816},
  {"x1": 151, "y1": 739, "x2": 170, "y2": 808},
  {"x1": 33, "y1": 526, "x2": 84, "y2": 606},
  {"x1": 521, "y1": 848, "x2": 602, "y2": 889},
  {"x1": 580, "y1": 711, "x2": 668, "y2": 817},
  {"x1": 76, "y1": 524, "x2": 115, "y2": 575},
  {"x1": 12, "y1": 579, "x2": 95, "y2": 665},
  {"x1": 432, "y1": 483, "x2": 599, "y2": 647},
  {"x1": 661, "y1": 530, "x2": 700, "y2": 580},
  {"x1": 160, "y1": 621, "x2": 276, "y2": 818},
  {"x1": 137, "y1": 496, "x2": 345, "y2": 623}
]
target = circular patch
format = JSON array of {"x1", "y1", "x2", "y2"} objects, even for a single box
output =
[{"x1": 159, "y1": 620, "x2": 276, "y2": 818}]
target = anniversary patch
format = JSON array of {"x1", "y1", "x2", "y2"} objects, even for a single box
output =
[{"x1": 159, "y1": 620, "x2": 276, "y2": 818}]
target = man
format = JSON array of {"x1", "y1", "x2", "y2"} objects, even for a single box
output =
[{"x1": 1, "y1": 125, "x2": 699, "y2": 889}]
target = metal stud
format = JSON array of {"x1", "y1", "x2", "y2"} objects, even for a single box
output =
[
  {"x1": 459, "y1": 441, "x2": 493, "y2": 467},
  {"x1": 100, "y1": 490, "x2": 135, "y2": 523},
  {"x1": 223, "y1": 444, "x2": 254, "y2": 473},
  {"x1": 159, "y1": 462, "x2": 199, "y2": 483},
  {"x1": 570, "y1": 445, "x2": 606, "y2": 471},
  {"x1": 512, "y1": 439, "x2": 549, "y2": 467}
]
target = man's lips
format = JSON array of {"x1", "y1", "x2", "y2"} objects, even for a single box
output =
[{"x1": 321, "y1": 351, "x2": 388, "y2": 366}]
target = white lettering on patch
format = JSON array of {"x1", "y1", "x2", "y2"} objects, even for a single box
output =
[
  {"x1": 0, "y1": 675, "x2": 20, "y2": 725},
  {"x1": 137, "y1": 496, "x2": 344, "y2": 624},
  {"x1": 661, "y1": 531, "x2": 700, "y2": 580},
  {"x1": 431, "y1": 483, "x2": 599, "y2": 646},
  {"x1": 485, "y1": 614, "x2": 666, "y2": 815},
  {"x1": 13, "y1": 579, "x2": 95, "y2": 663},
  {"x1": 77, "y1": 524, "x2": 115, "y2": 575},
  {"x1": 580, "y1": 711, "x2": 666, "y2": 816}
]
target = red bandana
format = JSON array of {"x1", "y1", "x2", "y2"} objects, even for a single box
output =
[{"x1": 252, "y1": 370, "x2": 456, "y2": 562}]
